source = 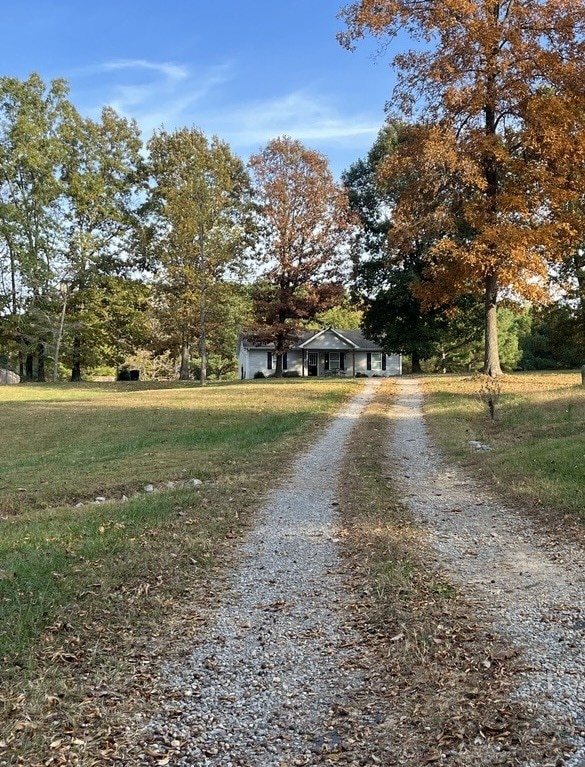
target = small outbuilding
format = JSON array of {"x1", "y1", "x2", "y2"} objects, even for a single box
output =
[{"x1": 238, "y1": 328, "x2": 402, "y2": 379}]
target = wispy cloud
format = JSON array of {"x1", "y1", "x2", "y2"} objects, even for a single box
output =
[
  {"x1": 72, "y1": 58, "x2": 233, "y2": 129},
  {"x1": 101, "y1": 59, "x2": 189, "y2": 82},
  {"x1": 207, "y1": 90, "x2": 380, "y2": 148},
  {"x1": 70, "y1": 62, "x2": 380, "y2": 174}
]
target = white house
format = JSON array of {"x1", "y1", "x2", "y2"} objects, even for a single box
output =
[{"x1": 238, "y1": 328, "x2": 402, "y2": 379}]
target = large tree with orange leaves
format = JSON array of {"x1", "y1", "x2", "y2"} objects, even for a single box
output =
[
  {"x1": 248, "y1": 136, "x2": 353, "y2": 376},
  {"x1": 340, "y1": 0, "x2": 585, "y2": 375}
]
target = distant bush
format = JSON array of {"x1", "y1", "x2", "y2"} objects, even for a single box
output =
[
  {"x1": 355, "y1": 371, "x2": 368, "y2": 378},
  {"x1": 253, "y1": 371, "x2": 266, "y2": 379},
  {"x1": 283, "y1": 371, "x2": 300, "y2": 377}
]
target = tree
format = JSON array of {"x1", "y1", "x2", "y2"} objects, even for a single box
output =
[
  {"x1": 340, "y1": 0, "x2": 585, "y2": 375},
  {"x1": 59, "y1": 106, "x2": 144, "y2": 380},
  {"x1": 344, "y1": 123, "x2": 447, "y2": 371},
  {"x1": 146, "y1": 128, "x2": 251, "y2": 384},
  {"x1": 0, "y1": 74, "x2": 72, "y2": 379},
  {"x1": 248, "y1": 136, "x2": 354, "y2": 376},
  {"x1": 314, "y1": 296, "x2": 363, "y2": 330}
]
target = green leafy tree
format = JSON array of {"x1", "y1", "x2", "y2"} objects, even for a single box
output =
[
  {"x1": 60, "y1": 276, "x2": 150, "y2": 374},
  {"x1": 59, "y1": 106, "x2": 144, "y2": 380},
  {"x1": 314, "y1": 297, "x2": 362, "y2": 330},
  {"x1": 0, "y1": 73, "x2": 72, "y2": 378},
  {"x1": 145, "y1": 128, "x2": 251, "y2": 384},
  {"x1": 344, "y1": 123, "x2": 471, "y2": 372}
]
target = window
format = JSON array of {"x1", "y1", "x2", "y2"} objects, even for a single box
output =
[
  {"x1": 329, "y1": 351, "x2": 340, "y2": 371},
  {"x1": 283, "y1": 352, "x2": 288, "y2": 371},
  {"x1": 371, "y1": 352, "x2": 382, "y2": 371},
  {"x1": 267, "y1": 351, "x2": 273, "y2": 370}
]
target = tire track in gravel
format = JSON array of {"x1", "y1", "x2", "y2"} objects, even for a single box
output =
[
  {"x1": 145, "y1": 379, "x2": 391, "y2": 767},
  {"x1": 387, "y1": 376, "x2": 585, "y2": 766}
]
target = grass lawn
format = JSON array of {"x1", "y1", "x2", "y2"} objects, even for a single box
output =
[
  {"x1": 0, "y1": 377, "x2": 359, "y2": 765},
  {"x1": 420, "y1": 370, "x2": 585, "y2": 520}
]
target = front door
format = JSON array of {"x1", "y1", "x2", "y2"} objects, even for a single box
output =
[{"x1": 308, "y1": 352, "x2": 318, "y2": 376}]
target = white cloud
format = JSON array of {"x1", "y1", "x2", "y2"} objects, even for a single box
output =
[
  {"x1": 101, "y1": 59, "x2": 189, "y2": 82},
  {"x1": 206, "y1": 90, "x2": 380, "y2": 148}
]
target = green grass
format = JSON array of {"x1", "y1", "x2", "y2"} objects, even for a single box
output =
[
  {"x1": 421, "y1": 371, "x2": 585, "y2": 519},
  {"x1": 0, "y1": 378, "x2": 357, "y2": 512},
  {"x1": 0, "y1": 379, "x2": 358, "y2": 648}
]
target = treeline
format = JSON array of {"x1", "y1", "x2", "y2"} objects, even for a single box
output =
[
  {"x1": 0, "y1": 75, "x2": 353, "y2": 383},
  {"x1": 344, "y1": 124, "x2": 585, "y2": 374}
]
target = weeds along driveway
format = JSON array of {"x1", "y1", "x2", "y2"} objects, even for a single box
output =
[
  {"x1": 388, "y1": 377, "x2": 585, "y2": 766},
  {"x1": 142, "y1": 379, "x2": 391, "y2": 766}
]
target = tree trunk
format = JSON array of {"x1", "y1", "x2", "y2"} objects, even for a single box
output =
[
  {"x1": 199, "y1": 300, "x2": 207, "y2": 387},
  {"x1": 198, "y1": 225, "x2": 207, "y2": 387},
  {"x1": 179, "y1": 340, "x2": 190, "y2": 380},
  {"x1": 199, "y1": 329, "x2": 207, "y2": 387},
  {"x1": 37, "y1": 342, "x2": 46, "y2": 382},
  {"x1": 274, "y1": 344, "x2": 284, "y2": 378},
  {"x1": 70, "y1": 336, "x2": 82, "y2": 381},
  {"x1": 25, "y1": 353, "x2": 34, "y2": 380},
  {"x1": 483, "y1": 273, "x2": 502, "y2": 377},
  {"x1": 411, "y1": 350, "x2": 422, "y2": 373}
]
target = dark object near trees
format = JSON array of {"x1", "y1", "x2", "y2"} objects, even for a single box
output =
[
  {"x1": 117, "y1": 369, "x2": 140, "y2": 381},
  {"x1": 253, "y1": 371, "x2": 266, "y2": 379}
]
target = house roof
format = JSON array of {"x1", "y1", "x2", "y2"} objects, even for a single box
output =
[{"x1": 240, "y1": 328, "x2": 384, "y2": 352}]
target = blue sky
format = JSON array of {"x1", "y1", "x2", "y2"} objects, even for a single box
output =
[{"x1": 1, "y1": 1, "x2": 397, "y2": 179}]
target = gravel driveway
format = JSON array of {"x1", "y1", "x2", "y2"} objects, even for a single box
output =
[
  {"x1": 388, "y1": 377, "x2": 585, "y2": 767},
  {"x1": 144, "y1": 376, "x2": 585, "y2": 766},
  {"x1": 146, "y1": 379, "x2": 388, "y2": 766}
]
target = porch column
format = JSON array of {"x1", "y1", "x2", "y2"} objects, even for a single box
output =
[{"x1": 352, "y1": 350, "x2": 355, "y2": 377}]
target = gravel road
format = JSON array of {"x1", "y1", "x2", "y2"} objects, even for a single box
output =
[
  {"x1": 146, "y1": 379, "x2": 388, "y2": 766},
  {"x1": 144, "y1": 375, "x2": 585, "y2": 767},
  {"x1": 387, "y1": 377, "x2": 585, "y2": 767}
]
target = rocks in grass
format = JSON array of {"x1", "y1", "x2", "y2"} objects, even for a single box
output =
[
  {"x1": 73, "y1": 478, "x2": 204, "y2": 509},
  {"x1": 469, "y1": 440, "x2": 493, "y2": 451}
]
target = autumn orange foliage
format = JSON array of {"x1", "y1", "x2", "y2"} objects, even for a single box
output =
[
  {"x1": 248, "y1": 137, "x2": 354, "y2": 375},
  {"x1": 340, "y1": 0, "x2": 585, "y2": 375}
]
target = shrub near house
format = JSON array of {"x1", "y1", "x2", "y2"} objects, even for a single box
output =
[{"x1": 238, "y1": 328, "x2": 402, "y2": 379}]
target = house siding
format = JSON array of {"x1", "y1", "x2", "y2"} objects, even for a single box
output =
[{"x1": 239, "y1": 347, "x2": 401, "y2": 378}]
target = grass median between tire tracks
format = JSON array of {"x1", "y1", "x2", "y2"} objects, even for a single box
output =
[{"x1": 0, "y1": 377, "x2": 359, "y2": 765}]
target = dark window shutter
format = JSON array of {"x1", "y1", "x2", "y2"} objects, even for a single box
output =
[
  {"x1": 324, "y1": 352, "x2": 329, "y2": 371},
  {"x1": 267, "y1": 351, "x2": 273, "y2": 370},
  {"x1": 382, "y1": 353, "x2": 387, "y2": 371},
  {"x1": 283, "y1": 352, "x2": 288, "y2": 371},
  {"x1": 367, "y1": 352, "x2": 372, "y2": 371},
  {"x1": 340, "y1": 352, "x2": 345, "y2": 370}
]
